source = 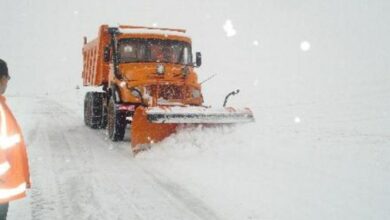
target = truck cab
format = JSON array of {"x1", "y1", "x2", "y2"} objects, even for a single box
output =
[{"x1": 105, "y1": 26, "x2": 203, "y2": 107}]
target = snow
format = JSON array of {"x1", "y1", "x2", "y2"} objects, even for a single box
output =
[
  {"x1": 2, "y1": 0, "x2": 390, "y2": 219},
  {"x1": 300, "y1": 41, "x2": 311, "y2": 51},
  {"x1": 118, "y1": 27, "x2": 189, "y2": 38},
  {"x1": 223, "y1": 19, "x2": 237, "y2": 37}
]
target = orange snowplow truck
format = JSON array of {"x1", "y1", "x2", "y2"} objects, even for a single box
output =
[{"x1": 82, "y1": 25, "x2": 254, "y2": 153}]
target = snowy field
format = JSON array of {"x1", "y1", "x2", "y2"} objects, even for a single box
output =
[
  {"x1": 5, "y1": 79, "x2": 390, "y2": 219},
  {"x1": 2, "y1": 0, "x2": 390, "y2": 219}
]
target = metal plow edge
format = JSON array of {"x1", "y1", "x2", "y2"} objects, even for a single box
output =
[{"x1": 131, "y1": 106, "x2": 254, "y2": 154}]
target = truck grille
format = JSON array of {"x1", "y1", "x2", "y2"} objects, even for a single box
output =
[{"x1": 147, "y1": 85, "x2": 186, "y2": 100}]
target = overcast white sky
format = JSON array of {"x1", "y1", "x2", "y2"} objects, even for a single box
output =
[{"x1": 1, "y1": 0, "x2": 389, "y2": 106}]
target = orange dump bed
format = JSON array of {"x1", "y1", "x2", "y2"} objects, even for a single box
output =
[{"x1": 82, "y1": 25, "x2": 110, "y2": 86}]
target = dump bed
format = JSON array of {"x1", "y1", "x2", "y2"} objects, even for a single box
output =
[{"x1": 82, "y1": 25, "x2": 110, "y2": 86}]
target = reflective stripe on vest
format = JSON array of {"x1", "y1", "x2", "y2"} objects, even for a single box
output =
[
  {"x1": 0, "y1": 134, "x2": 21, "y2": 150},
  {"x1": 0, "y1": 104, "x2": 21, "y2": 150},
  {"x1": 0, "y1": 161, "x2": 10, "y2": 176},
  {"x1": 0, "y1": 183, "x2": 26, "y2": 200},
  {"x1": 0, "y1": 104, "x2": 6, "y2": 136}
]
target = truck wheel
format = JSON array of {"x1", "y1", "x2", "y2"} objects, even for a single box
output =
[
  {"x1": 107, "y1": 97, "x2": 126, "y2": 141},
  {"x1": 84, "y1": 93, "x2": 90, "y2": 126},
  {"x1": 84, "y1": 92, "x2": 105, "y2": 129}
]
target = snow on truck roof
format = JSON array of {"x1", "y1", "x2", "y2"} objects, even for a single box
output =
[{"x1": 117, "y1": 25, "x2": 190, "y2": 38}]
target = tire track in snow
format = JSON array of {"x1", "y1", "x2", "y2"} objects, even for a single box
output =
[
  {"x1": 44, "y1": 100, "x2": 106, "y2": 220},
  {"x1": 47, "y1": 98, "x2": 222, "y2": 219},
  {"x1": 27, "y1": 108, "x2": 63, "y2": 220},
  {"x1": 51, "y1": 98, "x2": 221, "y2": 220},
  {"x1": 43, "y1": 99, "x2": 153, "y2": 219},
  {"x1": 12, "y1": 98, "x2": 103, "y2": 220},
  {"x1": 137, "y1": 166, "x2": 222, "y2": 220},
  {"x1": 12, "y1": 97, "x2": 222, "y2": 219}
]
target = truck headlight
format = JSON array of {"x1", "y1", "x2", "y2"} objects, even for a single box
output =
[
  {"x1": 131, "y1": 87, "x2": 142, "y2": 98},
  {"x1": 119, "y1": 81, "x2": 127, "y2": 88},
  {"x1": 156, "y1": 64, "x2": 165, "y2": 75}
]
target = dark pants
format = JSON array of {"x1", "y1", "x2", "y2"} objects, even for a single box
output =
[{"x1": 0, "y1": 203, "x2": 8, "y2": 220}]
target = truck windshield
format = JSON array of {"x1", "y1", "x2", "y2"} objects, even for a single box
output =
[{"x1": 118, "y1": 39, "x2": 192, "y2": 65}]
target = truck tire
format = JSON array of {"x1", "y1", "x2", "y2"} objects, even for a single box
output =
[
  {"x1": 84, "y1": 92, "x2": 106, "y2": 129},
  {"x1": 107, "y1": 97, "x2": 126, "y2": 141}
]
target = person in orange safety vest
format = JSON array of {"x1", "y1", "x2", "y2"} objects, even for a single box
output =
[{"x1": 0, "y1": 59, "x2": 31, "y2": 220}]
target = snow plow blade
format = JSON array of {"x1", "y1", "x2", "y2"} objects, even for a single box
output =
[{"x1": 131, "y1": 106, "x2": 254, "y2": 153}]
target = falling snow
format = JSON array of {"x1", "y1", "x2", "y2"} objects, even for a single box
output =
[
  {"x1": 223, "y1": 19, "x2": 236, "y2": 37},
  {"x1": 300, "y1": 41, "x2": 311, "y2": 51}
]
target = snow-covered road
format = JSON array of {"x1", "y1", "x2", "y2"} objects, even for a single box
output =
[
  {"x1": 7, "y1": 97, "x2": 221, "y2": 220},
  {"x1": 4, "y1": 91, "x2": 390, "y2": 220}
]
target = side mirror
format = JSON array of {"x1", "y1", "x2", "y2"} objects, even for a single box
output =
[
  {"x1": 104, "y1": 46, "x2": 110, "y2": 62},
  {"x1": 195, "y1": 52, "x2": 202, "y2": 67}
]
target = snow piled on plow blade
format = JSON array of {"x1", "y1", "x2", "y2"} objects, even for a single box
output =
[
  {"x1": 131, "y1": 106, "x2": 255, "y2": 153},
  {"x1": 145, "y1": 106, "x2": 255, "y2": 124}
]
